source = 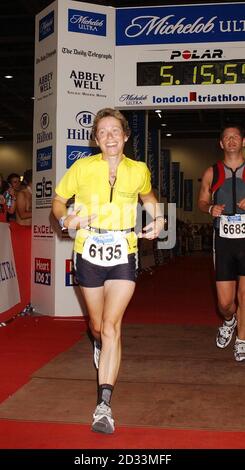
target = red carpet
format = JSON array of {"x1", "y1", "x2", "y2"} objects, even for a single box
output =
[
  {"x1": 0, "y1": 420, "x2": 244, "y2": 449},
  {"x1": 0, "y1": 255, "x2": 244, "y2": 449},
  {"x1": 0, "y1": 316, "x2": 85, "y2": 402},
  {"x1": 125, "y1": 256, "x2": 219, "y2": 325}
]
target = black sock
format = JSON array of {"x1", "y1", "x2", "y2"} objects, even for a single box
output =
[
  {"x1": 95, "y1": 340, "x2": 101, "y2": 349},
  {"x1": 98, "y1": 384, "x2": 114, "y2": 406}
]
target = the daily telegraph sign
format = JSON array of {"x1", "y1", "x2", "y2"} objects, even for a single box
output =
[{"x1": 115, "y1": 2, "x2": 245, "y2": 109}]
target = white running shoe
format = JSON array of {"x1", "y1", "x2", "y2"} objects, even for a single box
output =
[
  {"x1": 216, "y1": 316, "x2": 237, "y2": 348},
  {"x1": 92, "y1": 402, "x2": 115, "y2": 434},
  {"x1": 234, "y1": 339, "x2": 245, "y2": 362},
  {"x1": 93, "y1": 340, "x2": 101, "y2": 370}
]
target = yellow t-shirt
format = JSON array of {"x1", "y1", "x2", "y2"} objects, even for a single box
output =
[{"x1": 55, "y1": 153, "x2": 151, "y2": 254}]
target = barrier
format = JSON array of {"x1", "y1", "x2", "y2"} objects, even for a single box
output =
[{"x1": 0, "y1": 222, "x2": 31, "y2": 322}]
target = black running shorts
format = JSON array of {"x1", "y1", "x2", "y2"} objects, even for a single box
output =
[
  {"x1": 214, "y1": 230, "x2": 245, "y2": 281},
  {"x1": 74, "y1": 252, "x2": 137, "y2": 287}
]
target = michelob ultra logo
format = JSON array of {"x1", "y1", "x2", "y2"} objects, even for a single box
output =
[
  {"x1": 66, "y1": 145, "x2": 98, "y2": 168},
  {"x1": 39, "y1": 11, "x2": 54, "y2": 41},
  {"x1": 68, "y1": 9, "x2": 106, "y2": 36}
]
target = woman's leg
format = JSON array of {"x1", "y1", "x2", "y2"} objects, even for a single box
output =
[
  {"x1": 80, "y1": 286, "x2": 104, "y2": 342},
  {"x1": 99, "y1": 279, "x2": 135, "y2": 385}
]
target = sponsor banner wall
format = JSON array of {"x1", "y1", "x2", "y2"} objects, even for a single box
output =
[
  {"x1": 33, "y1": 1, "x2": 115, "y2": 316},
  {"x1": 115, "y1": 3, "x2": 245, "y2": 109},
  {"x1": 32, "y1": 1, "x2": 57, "y2": 315},
  {"x1": 0, "y1": 223, "x2": 20, "y2": 314},
  {"x1": 56, "y1": 0, "x2": 115, "y2": 182}
]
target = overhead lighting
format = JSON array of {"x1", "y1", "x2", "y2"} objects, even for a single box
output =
[
  {"x1": 31, "y1": 96, "x2": 35, "y2": 100},
  {"x1": 161, "y1": 123, "x2": 167, "y2": 127},
  {"x1": 155, "y1": 109, "x2": 162, "y2": 119},
  {"x1": 0, "y1": 136, "x2": 4, "y2": 139},
  {"x1": 166, "y1": 133, "x2": 172, "y2": 137},
  {"x1": 4, "y1": 75, "x2": 13, "y2": 79}
]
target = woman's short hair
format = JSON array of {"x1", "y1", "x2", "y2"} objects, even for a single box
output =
[{"x1": 92, "y1": 108, "x2": 131, "y2": 139}]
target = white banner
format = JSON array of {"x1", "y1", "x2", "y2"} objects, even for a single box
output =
[
  {"x1": 0, "y1": 223, "x2": 20, "y2": 314},
  {"x1": 33, "y1": 1, "x2": 115, "y2": 316}
]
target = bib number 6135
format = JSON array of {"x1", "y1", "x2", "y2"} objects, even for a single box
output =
[{"x1": 89, "y1": 243, "x2": 122, "y2": 261}]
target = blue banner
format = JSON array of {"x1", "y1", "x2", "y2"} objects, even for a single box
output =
[
  {"x1": 160, "y1": 148, "x2": 171, "y2": 201},
  {"x1": 148, "y1": 128, "x2": 159, "y2": 189},
  {"x1": 116, "y1": 4, "x2": 245, "y2": 45},
  {"x1": 36, "y1": 146, "x2": 52, "y2": 172},
  {"x1": 127, "y1": 111, "x2": 146, "y2": 161},
  {"x1": 184, "y1": 179, "x2": 193, "y2": 211},
  {"x1": 68, "y1": 9, "x2": 106, "y2": 36},
  {"x1": 171, "y1": 162, "x2": 180, "y2": 207},
  {"x1": 66, "y1": 145, "x2": 98, "y2": 168},
  {"x1": 39, "y1": 11, "x2": 54, "y2": 42}
]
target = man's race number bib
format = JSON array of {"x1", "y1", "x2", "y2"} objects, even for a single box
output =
[
  {"x1": 219, "y1": 214, "x2": 245, "y2": 239},
  {"x1": 82, "y1": 231, "x2": 128, "y2": 266}
]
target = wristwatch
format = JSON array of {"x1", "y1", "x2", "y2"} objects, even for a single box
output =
[
  {"x1": 154, "y1": 215, "x2": 165, "y2": 223},
  {"x1": 59, "y1": 216, "x2": 67, "y2": 230}
]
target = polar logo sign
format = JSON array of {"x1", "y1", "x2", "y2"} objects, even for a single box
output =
[
  {"x1": 66, "y1": 145, "x2": 98, "y2": 168},
  {"x1": 67, "y1": 111, "x2": 95, "y2": 141},
  {"x1": 170, "y1": 49, "x2": 223, "y2": 60},
  {"x1": 68, "y1": 9, "x2": 106, "y2": 36},
  {"x1": 39, "y1": 11, "x2": 54, "y2": 41}
]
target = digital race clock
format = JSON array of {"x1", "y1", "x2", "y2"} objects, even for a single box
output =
[
  {"x1": 137, "y1": 60, "x2": 245, "y2": 86},
  {"x1": 115, "y1": 3, "x2": 245, "y2": 108}
]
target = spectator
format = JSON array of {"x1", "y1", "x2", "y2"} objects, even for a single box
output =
[
  {"x1": 0, "y1": 173, "x2": 16, "y2": 222},
  {"x1": 5, "y1": 173, "x2": 21, "y2": 222},
  {"x1": 16, "y1": 169, "x2": 32, "y2": 226}
]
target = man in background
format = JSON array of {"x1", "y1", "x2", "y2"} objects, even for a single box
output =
[{"x1": 198, "y1": 124, "x2": 245, "y2": 362}]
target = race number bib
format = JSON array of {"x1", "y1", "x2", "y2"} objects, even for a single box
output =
[
  {"x1": 219, "y1": 214, "x2": 245, "y2": 239},
  {"x1": 82, "y1": 231, "x2": 128, "y2": 267}
]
